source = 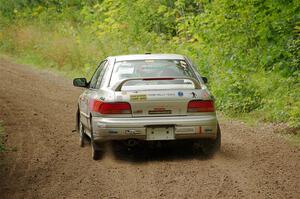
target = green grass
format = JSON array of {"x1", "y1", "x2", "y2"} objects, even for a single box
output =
[{"x1": 0, "y1": 51, "x2": 87, "y2": 80}]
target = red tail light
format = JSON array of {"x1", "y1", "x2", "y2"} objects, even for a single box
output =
[
  {"x1": 91, "y1": 100, "x2": 132, "y2": 114},
  {"x1": 187, "y1": 100, "x2": 215, "y2": 112}
]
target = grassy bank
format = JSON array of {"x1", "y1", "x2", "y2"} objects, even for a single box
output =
[{"x1": 0, "y1": 0, "x2": 299, "y2": 128}]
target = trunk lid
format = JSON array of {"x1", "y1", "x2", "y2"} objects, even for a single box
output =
[{"x1": 115, "y1": 89, "x2": 208, "y2": 117}]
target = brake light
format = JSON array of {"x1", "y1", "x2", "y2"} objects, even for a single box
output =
[
  {"x1": 187, "y1": 100, "x2": 215, "y2": 112},
  {"x1": 91, "y1": 100, "x2": 132, "y2": 114},
  {"x1": 100, "y1": 102, "x2": 132, "y2": 114}
]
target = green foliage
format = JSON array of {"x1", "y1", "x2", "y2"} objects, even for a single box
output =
[
  {"x1": 213, "y1": 72, "x2": 262, "y2": 113},
  {"x1": 0, "y1": 0, "x2": 299, "y2": 127}
]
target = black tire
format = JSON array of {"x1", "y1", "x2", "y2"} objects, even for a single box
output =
[
  {"x1": 91, "y1": 138, "x2": 105, "y2": 160},
  {"x1": 201, "y1": 124, "x2": 221, "y2": 155},
  {"x1": 90, "y1": 117, "x2": 104, "y2": 160},
  {"x1": 91, "y1": 140, "x2": 101, "y2": 160},
  {"x1": 79, "y1": 121, "x2": 89, "y2": 147}
]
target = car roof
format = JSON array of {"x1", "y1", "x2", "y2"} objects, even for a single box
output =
[{"x1": 110, "y1": 54, "x2": 186, "y2": 62}]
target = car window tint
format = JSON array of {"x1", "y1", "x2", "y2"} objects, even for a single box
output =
[
  {"x1": 95, "y1": 61, "x2": 109, "y2": 89},
  {"x1": 89, "y1": 61, "x2": 106, "y2": 89},
  {"x1": 110, "y1": 59, "x2": 197, "y2": 87}
]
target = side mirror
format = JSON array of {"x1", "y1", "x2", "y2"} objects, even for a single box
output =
[
  {"x1": 73, "y1": 78, "x2": 88, "y2": 88},
  {"x1": 202, "y1": 76, "x2": 208, "y2": 84}
]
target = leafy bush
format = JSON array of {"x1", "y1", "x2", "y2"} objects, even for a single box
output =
[
  {"x1": 212, "y1": 73, "x2": 262, "y2": 113},
  {"x1": 0, "y1": 0, "x2": 299, "y2": 127}
]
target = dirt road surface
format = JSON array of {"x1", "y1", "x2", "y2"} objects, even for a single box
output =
[{"x1": 0, "y1": 59, "x2": 299, "y2": 199}]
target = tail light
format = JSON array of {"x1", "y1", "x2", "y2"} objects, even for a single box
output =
[
  {"x1": 91, "y1": 100, "x2": 132, "y2": 114},
  {"x1": 187, "y1": 100, "x2": 215, "y2": 112}
]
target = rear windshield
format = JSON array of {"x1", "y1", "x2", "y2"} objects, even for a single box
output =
[{"x1": 110, "y1": 59, "x2": 197, "y2": 89}]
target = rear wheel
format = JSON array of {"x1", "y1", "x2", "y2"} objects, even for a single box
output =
[
  {"x1": 90, "y1": 118, "x2": 104, "y2": 160},
  {"x1": 91, "y1": 140, "x2": 100, "y2": 160},
  {"x1": 91, "y1": 138, "x2": 105, "y2": 160},
  {"x1": 79, "y1": 121, "x2": 88, "y2": 147},
  {"x1": 194, "y1": 123, "x2": 221, "y2": 156},
  {"x1": 202, "y1": 124, "x2": 221, "y2": 155}
]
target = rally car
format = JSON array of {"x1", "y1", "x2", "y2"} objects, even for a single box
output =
[{"x1": 73, "y1": 54, "x2": 221, "y2": 159}]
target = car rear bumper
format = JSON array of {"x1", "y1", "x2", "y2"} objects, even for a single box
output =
[{"x1": 92, "y1": 114, "x2": 218, "y2": 142}]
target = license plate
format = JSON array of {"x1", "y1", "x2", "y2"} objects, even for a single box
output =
[{"x1": 146, "y1": 126, "x2": 175, "y2": 140}]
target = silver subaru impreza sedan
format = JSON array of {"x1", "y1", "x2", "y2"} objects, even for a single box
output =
[{"x1": 73, "y1": 54, "x2": 221, "y2": 159}]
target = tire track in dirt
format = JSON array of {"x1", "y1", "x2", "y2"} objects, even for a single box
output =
[{"x1": 0, "y1": 59, "x2": 299, "y2": 199}]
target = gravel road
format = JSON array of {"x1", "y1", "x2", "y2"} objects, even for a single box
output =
[{"x1": 0, "y1": 59, "x2": 299, "y2": 199}]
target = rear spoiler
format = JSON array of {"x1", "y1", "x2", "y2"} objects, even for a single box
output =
[{"x1": 112, "y1": 77, "x2": 201, "y2": 91}]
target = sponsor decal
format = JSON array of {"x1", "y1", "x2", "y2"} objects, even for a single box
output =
[
  {"x1": 133, "y1": 109, "x2": 143, "y2": 114},
  {"x1": 179, "y1": 60, "x2": 187, "y2": 68},
  {"x1": 125, "y1": 129, "x2": 142, "y2": 134},
  {"x1": 204, "y1": 128, "x2": 213, "y2": 133},
  {"x1": 191, "y1": 92, "x2": 197, "y2": 98},
  {"x1": 178, "y1": 91, "x2": 184, "y2": 97},
  {"x1": 202, "y1": 90, "x2": 210, "y2": 98},
  {"x1": 130, "y1": 94, "x2": 147, "y2": 101},
  {"x1": 148, "y1": 107, "x2": 172, "y2": 114},
  {"x1": 153, "y1": 107, "x2": 166, "y2": 111},
  {"x1": 108, "y1": 130, "x2": 118, "y2": 134},
  {"x1": 148, "y1": 93, "x2": 175, "y2": 97}
]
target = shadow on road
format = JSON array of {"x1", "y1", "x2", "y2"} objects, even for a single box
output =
[{"x1": 107, "y1": 141, "x2": 213, "y2": 163}]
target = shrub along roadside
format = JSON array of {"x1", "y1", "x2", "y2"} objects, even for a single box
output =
[{"x1": 0, "y1": 0, "x2": 299, "y2": 128}]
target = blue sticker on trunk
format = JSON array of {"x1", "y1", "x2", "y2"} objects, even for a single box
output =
[{"x1": 178, "y1": 91, "x2": 183, "y2": 97}]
